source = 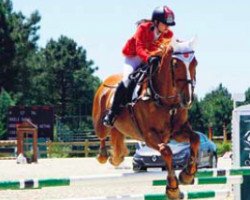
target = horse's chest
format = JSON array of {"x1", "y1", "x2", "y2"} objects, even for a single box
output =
[{"x1": 150, "y1": 108, "x2": 185, "y2": 132}]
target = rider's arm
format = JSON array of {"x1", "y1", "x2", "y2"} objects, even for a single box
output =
[{"x1": 134, "y1": 24, "x2": 153, "y2": 63}]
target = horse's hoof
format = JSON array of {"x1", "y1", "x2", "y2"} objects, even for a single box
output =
[
  {"x1": 108, "y1": 156, "x2": 124, "y2": 166},
  {"x1": 100, "y1": 147, "x2": 109, "y2": 157},
  {"x1": 96, "y1": 147, "x2": 109, "y2": 164},
  {"x1": 179, "y1": 169, "x2": 195, "y2": 185},
  {"x1": 166, "y1": 187, "x2": 183, "y2": 200},
  {"x1": 96, "y1": 154, "x2": 108, "y2": 164}
]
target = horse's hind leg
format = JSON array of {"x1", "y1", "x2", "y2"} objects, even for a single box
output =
[
  {"x1": 174, "y1": 123, "x2": 200, "y2": 185},
  {"x1": 95, "y1": 116, "x2": 110, "y2": 164},
  {"x1": 109, "y1": 128, "x2": 129, "y2": 166},
  {"x1": 97, "y1": 138, "x2": 109, "y2": 164}
]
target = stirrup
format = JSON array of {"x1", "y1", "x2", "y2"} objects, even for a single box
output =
[{"x1": 103, "y1": 111, "x2": 116, "y2": 127}]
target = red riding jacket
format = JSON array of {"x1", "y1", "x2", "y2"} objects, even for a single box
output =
[{"x1": 122, "y1": 21, "x2": 173, "y2": 63}]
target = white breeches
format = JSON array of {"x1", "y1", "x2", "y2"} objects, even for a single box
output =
[{"x1": 122, "y1": 56, "x2": 143, "y2": 87}]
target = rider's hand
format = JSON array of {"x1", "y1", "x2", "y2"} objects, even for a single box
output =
[{"x1": 147, "y1": 56, "x2": 160, "y2": 66}]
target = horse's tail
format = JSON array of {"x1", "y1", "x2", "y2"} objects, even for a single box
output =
[
  {"x1": 92, "y1": 74, "x2": 123, "y2": 164},
  {"x1": 92, "y1": 84, "x2": 111, "y2": 139},
  {"x1": 92, "y1": 74, "x2": 122, "y2": 139},
  {"x1": 92, "y1": 84, "x2": 114, "y2": 164}
]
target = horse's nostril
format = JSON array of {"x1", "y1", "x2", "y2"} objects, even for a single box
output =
[{"x1": 181, "y1": 93, "x2": 192, "y2": 108}]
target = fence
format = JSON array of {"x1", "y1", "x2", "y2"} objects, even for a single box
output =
[
  {"x1": 0, "y1": 140, "x2": 17, "y2": 159},
  {"x1": 0, "y1": 139, "x2": 138, "y2": 159}
]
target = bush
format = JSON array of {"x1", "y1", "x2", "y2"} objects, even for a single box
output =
[
  {"x1": 216, "y1": 141, "x2": 232, "y2": 157},
  {"x1": 48, "y1": 143, "x2": 71, "y2": 158}
]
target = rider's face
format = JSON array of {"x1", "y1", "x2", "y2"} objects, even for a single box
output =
[{"x1": 157, "y1": 22, "x2": 169, "y2": 33}]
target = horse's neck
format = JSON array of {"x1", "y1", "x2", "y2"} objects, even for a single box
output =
[{"x1": 154, "y1": 56, "x2": 176, "y2": 102}]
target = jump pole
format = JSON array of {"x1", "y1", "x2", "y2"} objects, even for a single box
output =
[
  {"x1": 153, "y1": 175, "x2": 243, "y2": 186},
  {"x1": 63, "y1": 190, "x2": 230, "y2": 200},
  {"x1": 144, "y1": 190, "x2": 230, "y2": 200}
]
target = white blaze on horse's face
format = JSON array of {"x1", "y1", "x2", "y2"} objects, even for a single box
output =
[{"x1": 171, "y1": 36, "x2": 197, "y2": 106}]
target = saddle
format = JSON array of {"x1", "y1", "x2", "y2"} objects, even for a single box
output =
[
  {"x1": 103, "y1": 64, "x2": 152, "y2": 108},
  {"x1": 128, "y1": 64, "x2": 151, "y2": 104},
  {"x1": 102, "y1": 62, "x2": 165, "y2": 129}
]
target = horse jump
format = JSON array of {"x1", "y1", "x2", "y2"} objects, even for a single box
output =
[
  {"x1": 152, "y1": 167, "x2": 250, "y2": 186},
  {"x1": 152, "y1": 167, "x2": 250, "y2": 199}
]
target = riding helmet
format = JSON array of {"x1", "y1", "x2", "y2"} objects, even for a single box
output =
[{"x1": 152, "y1": 6, "x2": 175, "y2": 26}]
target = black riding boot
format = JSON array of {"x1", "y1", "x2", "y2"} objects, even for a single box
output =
[{"x1": 103, "y1": 82, "x2": 128, "y2": 127}]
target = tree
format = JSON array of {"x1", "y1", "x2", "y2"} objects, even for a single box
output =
[
  {"x1": 32, "y1": 36, "x2": 101, "y2": 117},
  {"x1": 244, "y1": 87, "x2": 250, "y2": 105},
  {"x1": 0, "y1": 0, "x2": 41, "y2": 104},
  {"x1": 200, "y1": 84, "x2": 233, "y2": 136},
  {"x1": 189, "y1": 95, "x2": 206, "y2": 133},
  {"x1": 0, "y1": 0, "x2": 15, "y2": 71},
  {"x1": 0, "y1": 89, "x2": 15, "y2": 139}
]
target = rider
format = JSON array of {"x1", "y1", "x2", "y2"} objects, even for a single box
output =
[{"x1": 103, "y1": 6, "x2": 176, "y2": 127}]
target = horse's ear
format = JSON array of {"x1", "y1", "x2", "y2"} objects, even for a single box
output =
[{"x1": 189, "y1": 35, "x2": 198, "y2": 49}]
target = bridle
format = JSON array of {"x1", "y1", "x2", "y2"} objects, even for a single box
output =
[
  {"x1": 171, "y1": 51, "x2": 196, "y2": 87},
  {"x1": 148, "y1": 60, "x2": 178, "y2": 103},
  {"x1": 149, "y1": 50, "x2": 196, "y2": 105},
  {"x1": 171, "y1": 50, "x2": 196, "y2": 97}
]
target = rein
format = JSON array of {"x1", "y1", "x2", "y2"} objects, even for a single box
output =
[
  {"x1": 148, "y1": 63, "x2": 178, "y2": 102},
  {"x1": 148, "y1": 50, "x2": 195, "y2": 106}
]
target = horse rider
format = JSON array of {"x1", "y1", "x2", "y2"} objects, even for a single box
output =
[{"x1": 103, "y1": 6, "x2": 176, "y2": 127}]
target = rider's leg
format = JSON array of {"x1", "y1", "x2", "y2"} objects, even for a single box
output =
[
  {"x1": 103, "y1": 56, "x2": 142, "y2": 127},
  {"x1": 103, "y1": 81, "x2": 128, "y2": 127}
]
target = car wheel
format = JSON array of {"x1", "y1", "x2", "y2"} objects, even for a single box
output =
[
  {"x1": 133, "y1": 164, "x2": 146, "y2": 172},
  {"x1": 209, "y1": 153, "x2": 217, "y2": 168}
]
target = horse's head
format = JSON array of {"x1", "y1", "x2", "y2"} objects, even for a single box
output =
[
  {"x1": 148, "y1": 37, "x2": 197, "y2": 108},
  {"x1": 170, "y1": 37, "x2": 198, "y2": 108}
]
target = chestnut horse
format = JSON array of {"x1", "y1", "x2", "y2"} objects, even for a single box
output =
[{"x1": 92, "y1": 37, "x2": 199, "y2": 199}]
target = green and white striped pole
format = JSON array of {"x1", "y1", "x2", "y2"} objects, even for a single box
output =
[
  {"x1": 0, "y1": 178, "x2": 70, "y2": 190},
  {"x1": 0, "y1": 174, "x2": 127, "y2": 190},
  {"x1": 153, "y1": 175, "x2": 243, "y2": 186},
  {"x1": 58, "y1": 190, "x2": 230, "y2": 200},
  {"x1": 196, "y1": 167, "x2": 250, "y2": 177},
  {"x1": 145, "y1": 190, "x2": 230, "y2": 200}
]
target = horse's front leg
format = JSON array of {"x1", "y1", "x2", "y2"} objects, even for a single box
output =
[
  {"x1": 145, "y1": 132, "x2": 182, "y2": 200},
  {"x1": 158, "y1": 143, "x2": 183, "y2": 199},
  {"x1": 177, "y1": 123, "x2": 200, "y2": 185}
]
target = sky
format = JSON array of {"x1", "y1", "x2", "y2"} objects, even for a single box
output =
[{"x1": 12, "y1": 0, "x2": 250, "y2": 98}]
